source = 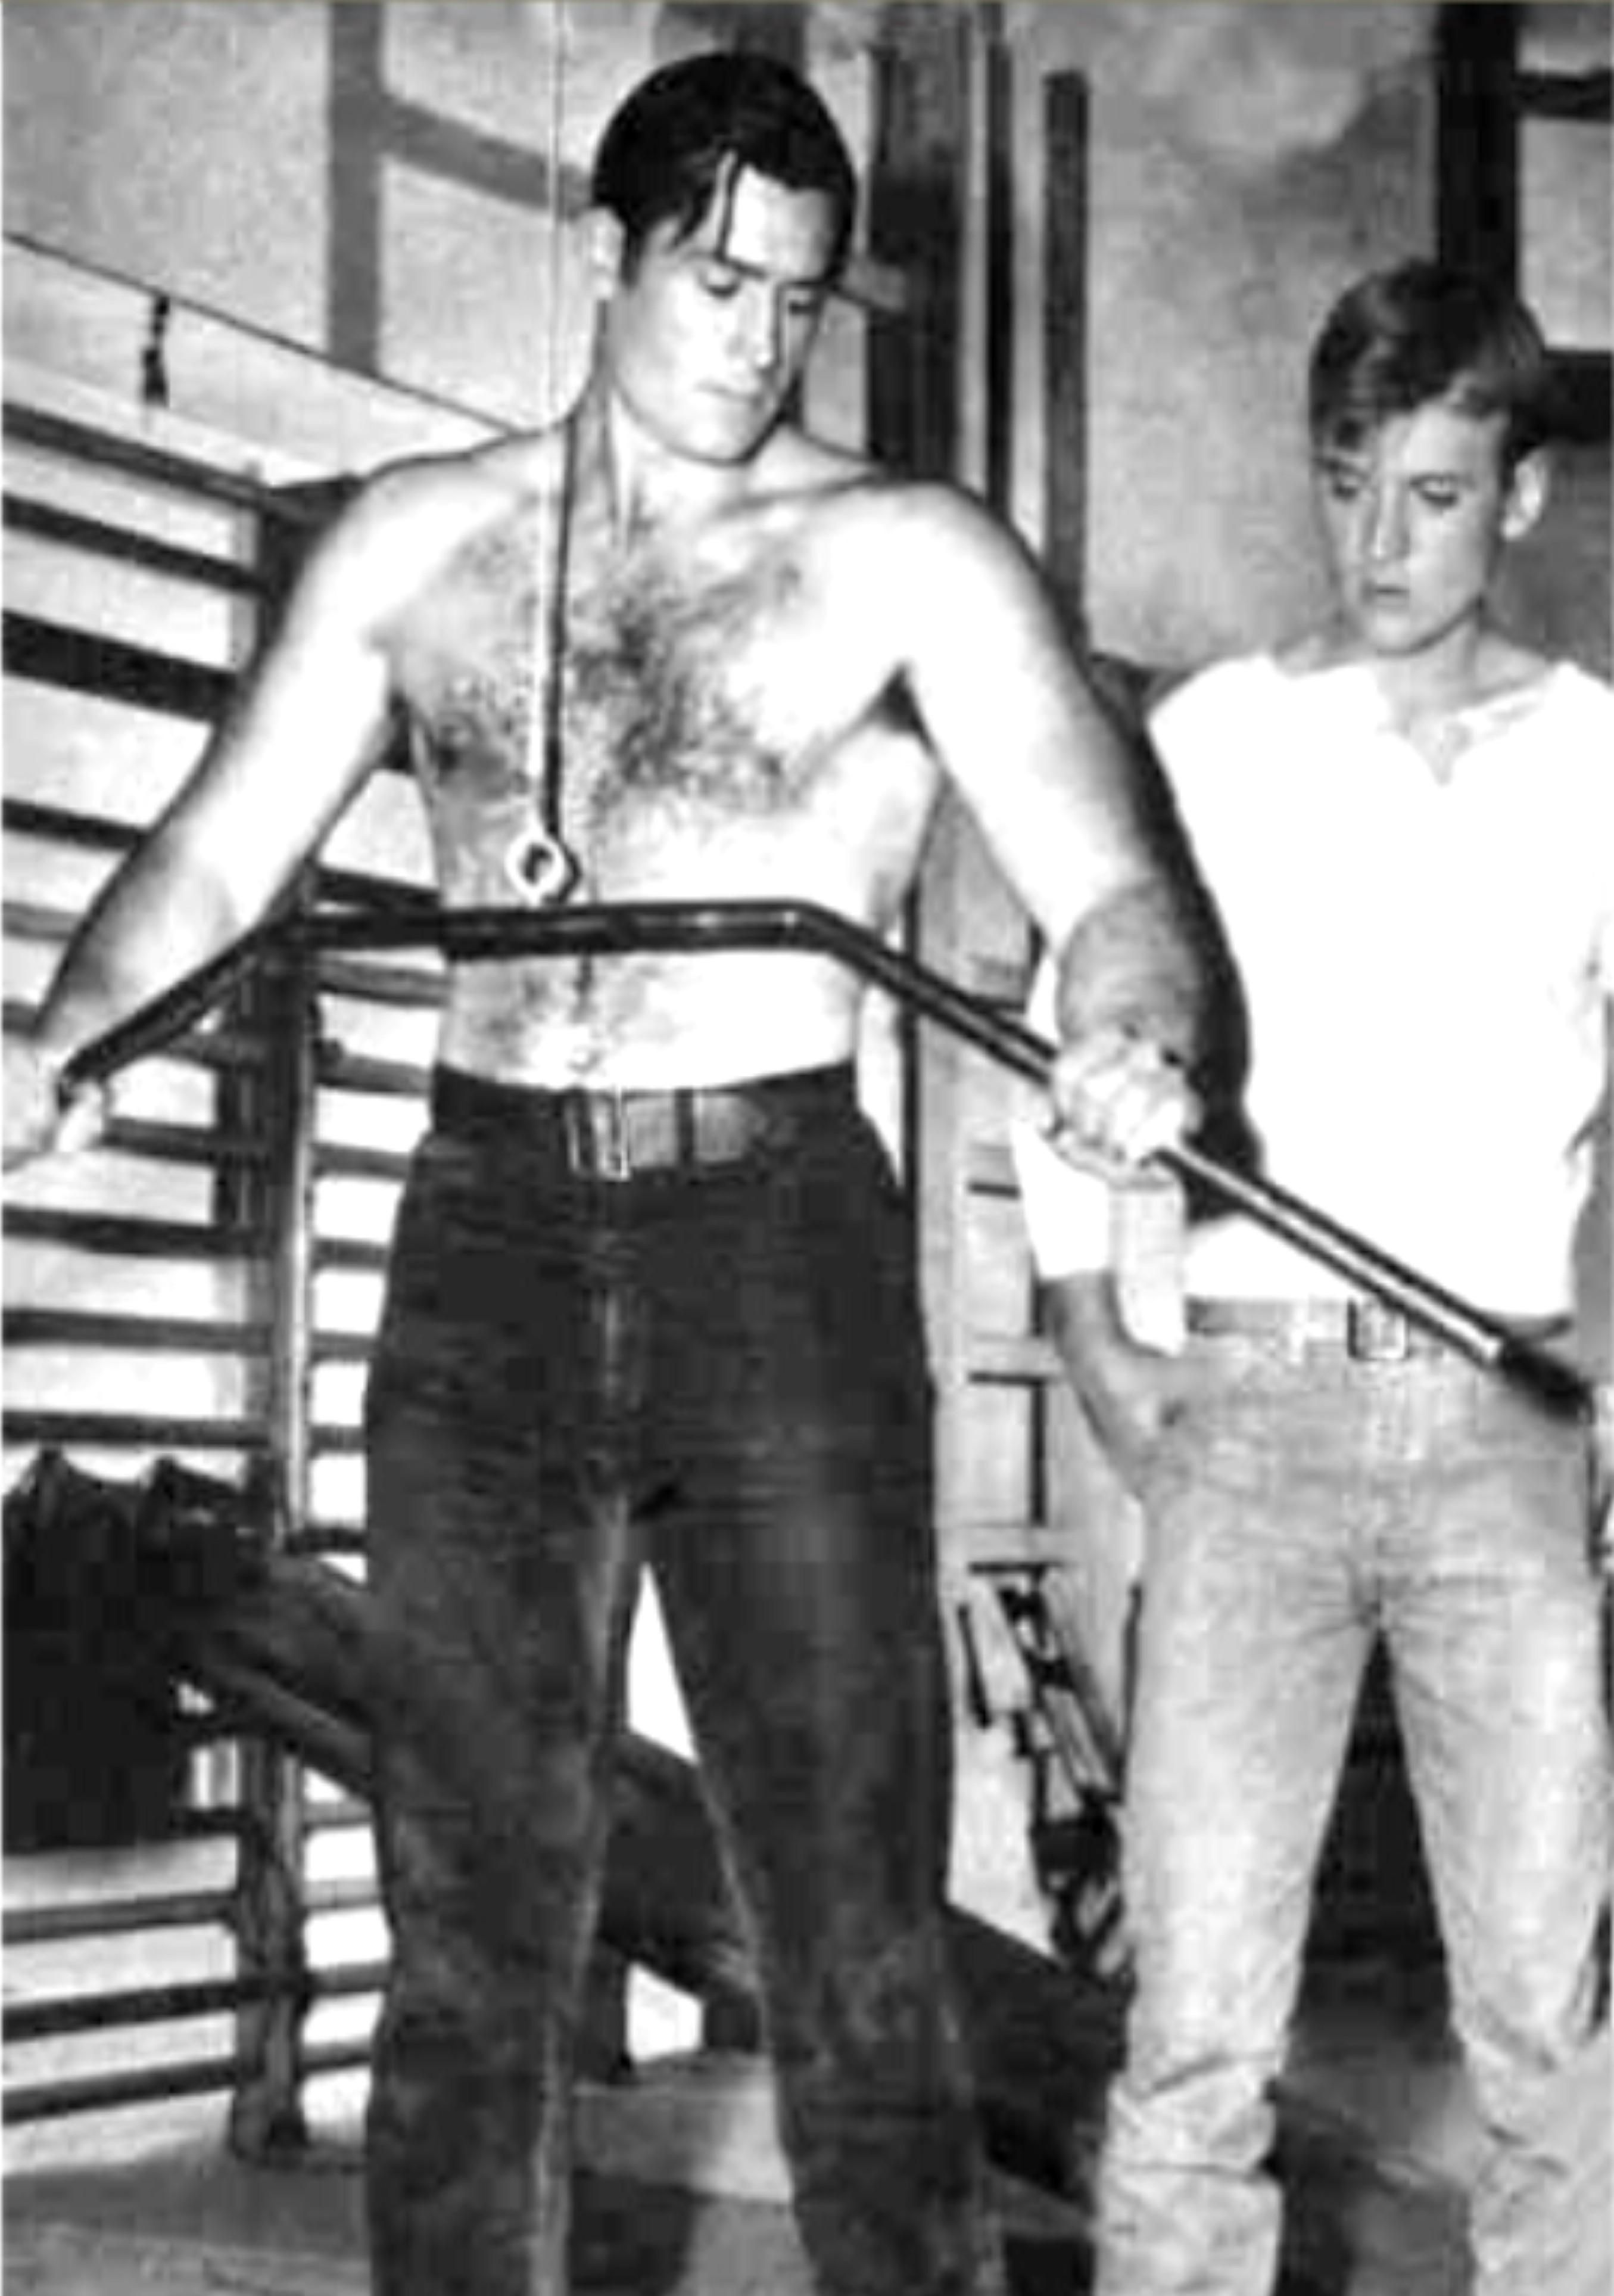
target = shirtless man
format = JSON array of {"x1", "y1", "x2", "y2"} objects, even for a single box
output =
[{"x1": 5, "y1": 54, "x2": 1205, "y2": 2296}]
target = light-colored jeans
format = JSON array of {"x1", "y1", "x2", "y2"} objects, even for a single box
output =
[{"x1": 1094, "y1": 1329, "x2": 1612, "y2": 2296}]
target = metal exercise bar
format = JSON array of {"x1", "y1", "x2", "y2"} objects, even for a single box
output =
[{"x1": 57, "y1": 898, "x2": 1592, "y2": 1415}]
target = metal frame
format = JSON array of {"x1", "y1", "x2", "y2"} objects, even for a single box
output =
[{"x1": 2, "y1": 387, "x2": 411, "y2": 2138}]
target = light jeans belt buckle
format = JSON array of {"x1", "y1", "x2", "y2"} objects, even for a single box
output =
[
  {"x1": 565, "y1": 1090, "x2": 634, "y2": 1181},
  {"x1": 1345, "y1": 1299, "x2": 1413, "y2": 1362}
]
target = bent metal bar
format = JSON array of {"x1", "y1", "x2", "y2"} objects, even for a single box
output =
[{"x1": 57, "y1": 896, "x2": 1593, "y2": 1421}]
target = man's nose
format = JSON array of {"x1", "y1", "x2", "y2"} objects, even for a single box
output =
[
  {"x1": 1364, "y1": 484, "x2": 1408, "y2": 564},
  {"x1": 741, "y1": 293, "x2": 783, "y2": 373}
]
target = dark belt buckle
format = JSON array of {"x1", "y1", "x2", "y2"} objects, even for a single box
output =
[
  {"x1": 566, "y1": 1091, "x2": 632, "y2": 1181},
  {"x1": 1346, "y1": 1299, "x2": 1411, "y2": 1362}
]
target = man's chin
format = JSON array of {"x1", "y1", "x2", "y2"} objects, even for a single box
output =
[
  {"x1": 1349, "y1": 600, "x2": 1436, "y2": 654},
  {"x1": 692, "y1": 409, "x2": 777, "y2": 463}
]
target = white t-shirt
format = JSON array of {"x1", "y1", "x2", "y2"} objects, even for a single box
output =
[{"x1": 1015, "y1": 655, "x2": 1614, "y2": 1320}]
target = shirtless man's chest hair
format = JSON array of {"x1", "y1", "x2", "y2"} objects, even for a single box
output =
[{"x1": 383, "y1": 429, "x2": 942, "y2": 1090}]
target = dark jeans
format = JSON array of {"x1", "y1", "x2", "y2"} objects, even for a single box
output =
[{"x1": 360, "y1": 1066, "x2": 991, "y2": 2296}]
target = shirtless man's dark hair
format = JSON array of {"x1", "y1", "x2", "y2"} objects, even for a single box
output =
[{"x1": 591, "y1": 48, "x2": 858, "y2": 281}]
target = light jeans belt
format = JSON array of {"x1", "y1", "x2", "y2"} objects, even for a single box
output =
[{"x1": 1184, "y1": 1296, "x2": 1567, "y2": 1364}]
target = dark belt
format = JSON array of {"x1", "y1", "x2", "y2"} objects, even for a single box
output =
[
  {"x1": 430, "y1": 1061, "x2": 856, "y2": 1182},
  {"x1": 1185, "y1": 1297, "x2": 1569, "y2": 1365}
]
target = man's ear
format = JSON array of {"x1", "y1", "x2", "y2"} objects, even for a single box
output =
[
  {"x1": 585, "y1": 208, "x2": 626, "y2": 298},
  {"x1": 1501, "y1": 447, "x2": 1551, "y2": 542}
]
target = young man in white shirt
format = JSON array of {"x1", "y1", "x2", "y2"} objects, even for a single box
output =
[{"x1": 1016, "y1": 260, "x2": 1613, "y2": 2296}]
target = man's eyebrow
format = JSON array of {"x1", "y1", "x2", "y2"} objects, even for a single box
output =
[
  {"x1": 1313, "y1": 444, "x2": 1475, "y2": 489},
  {"x1": 696, "y1": 248, "x2": 834, "y2": 293}
]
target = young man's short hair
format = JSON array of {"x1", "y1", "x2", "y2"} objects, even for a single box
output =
[
  {"x1": 1308, "y1": 260, "x2": 1556, "y2": 472},
  {"x1": 591, "y1": 51, "x2": 858, "y2": 284}
]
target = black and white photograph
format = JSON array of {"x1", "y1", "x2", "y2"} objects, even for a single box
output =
[{"x1": 3, "y1": 6, "x2": 1611, "y2": 2293}]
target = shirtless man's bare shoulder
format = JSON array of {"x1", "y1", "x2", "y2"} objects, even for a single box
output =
[{"x1": 329, "y1": 434, "x2": 563, "y2": 632}]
